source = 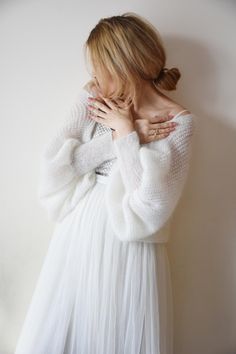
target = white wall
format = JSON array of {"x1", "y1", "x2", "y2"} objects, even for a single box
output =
[{"x1": 0, "y1": 0, "x2": 235, "y2": 353}]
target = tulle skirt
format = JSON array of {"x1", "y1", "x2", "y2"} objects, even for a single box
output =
[{"x1": 14, "y1": 173, "x2": 173, "y2": 354}]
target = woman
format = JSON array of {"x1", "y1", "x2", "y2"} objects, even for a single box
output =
[{"x1": 14, "y1": 12, "x2": 195, "y2": 354}]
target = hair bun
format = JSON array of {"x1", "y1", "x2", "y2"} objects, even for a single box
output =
[
  {"x1": 153, "y1": 67, "x2": 168, "y2": 82},
  {"x1": 153, "y1": 67, "x2": 181, "y2": 91}
]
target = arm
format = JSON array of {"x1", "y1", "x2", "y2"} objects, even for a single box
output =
[
  {"x1": 72, "y1": 131, "x2": 115, "y2": 176},
  {"x1": 37, "y1": 88, "x2": 115, "y2": 223},
  {"x1": 105, "y1": 114, "x2": 196, "y2": 242}
]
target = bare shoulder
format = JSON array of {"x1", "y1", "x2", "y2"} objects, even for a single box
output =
[
  {"x1": 148, "y1": 103, "x2": 192, "y2": 125},
  {"x1": 169, "y1": 103, "x2": 192, "y2": 118}
]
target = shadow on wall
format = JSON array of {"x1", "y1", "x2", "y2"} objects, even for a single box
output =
[{"x1": 162, "y1": 35, "x2": 236, "y2": 352}]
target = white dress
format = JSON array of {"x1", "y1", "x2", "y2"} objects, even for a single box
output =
[{"x1": 14, "y1": 91, "x2": 194, "y2": 354}]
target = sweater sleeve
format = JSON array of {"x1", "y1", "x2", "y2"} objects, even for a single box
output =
[
  {"x1": 37, "y1": 89, "x2": 115, "y2": 223},
  {"x1": 105, "y1": 114, "x2": 196, "y2": 242}
]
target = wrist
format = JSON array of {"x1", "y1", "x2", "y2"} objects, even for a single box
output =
[{"x1": 113, "y1": 123, "x2": 136, "y2": 140}]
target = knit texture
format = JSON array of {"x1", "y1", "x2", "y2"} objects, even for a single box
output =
[
  {"x1": 108, "y1": 115, "x2": 195, "y2": 242},
  {"x1": 38, "y1": 89, "x2": 116, "y2": 222},
  {"x1": 38, "y1": 87, "x2": 196, "y2": 243},
  {"x1": 93, "y1": 123, "x2": 117, "y2": 176}
]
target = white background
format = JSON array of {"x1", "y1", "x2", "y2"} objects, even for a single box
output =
[{"x1": 0, "y1": 0, "x2": 235, "y2": 353}]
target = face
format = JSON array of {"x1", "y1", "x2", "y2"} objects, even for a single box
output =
[{"x1": 91, "y1": 65, "x2": 116, "y2": 97}]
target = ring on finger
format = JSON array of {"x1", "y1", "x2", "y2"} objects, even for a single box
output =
[
  {"x1": 89, "y1": 107, "x2": 97, "y2": 117},
  {"x1": 92, "y1": 107, "x2": 99, "y2": 116},
  {"x1": 154, "y1": 128, "x2": 159, "y2": 137},
  {"x1": 90, "y1": 107, "x2": 104, "y2": 119}
]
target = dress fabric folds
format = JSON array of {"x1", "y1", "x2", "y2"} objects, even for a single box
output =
[{"x1": 14, "y1": 172, "x2": 173, "y2": 354}]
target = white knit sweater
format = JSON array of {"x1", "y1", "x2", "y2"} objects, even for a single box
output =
[{"x1": 38, "y1": 87, "x2": 196, "y2": 243}]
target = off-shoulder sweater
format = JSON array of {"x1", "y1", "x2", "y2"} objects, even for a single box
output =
[{"x1": 37, "y1": 88, "x2": 196, "y2": 243}]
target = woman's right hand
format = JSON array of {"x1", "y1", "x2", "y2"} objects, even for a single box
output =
[{"x1": 134, "y1": 114, "x2": 178, "y2": 144}]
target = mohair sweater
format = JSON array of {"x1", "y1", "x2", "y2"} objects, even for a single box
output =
[{"x1": 37, "y1": 88, "x2": 196, "y2": 243}]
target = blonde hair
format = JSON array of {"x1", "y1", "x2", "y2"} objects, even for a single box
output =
[{"x1": 83, "y1": 12, "x2": 181, "y2": 108}]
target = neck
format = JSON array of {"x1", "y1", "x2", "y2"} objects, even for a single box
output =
[{"x1": 131, "y1": 81, "x2": 170, "y2": 119}]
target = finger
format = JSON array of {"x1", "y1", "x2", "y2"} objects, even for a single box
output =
[
  {"x1": 114, "y1": 97, "x2": 125, "y2": 105},
  {"x1": 112, "y1": 98, "x2": 124, "y2": 109},
  {"x1": 100, "y1": 96, "x2": 118, "y2": 110},
  {"x1": 88, "y1": 105, "x2": 108, "y2": 119},
  {"x1": 88, "y1": 100, "x2": 110, "y2": 114},
  {"x1": 88, "y1": 109, "x2": 106, "y2": 120},
  {"x1": 142, "y1": 130, "x2": 172, "y2": 144},
  {"x1": 151, "y1": 113, "x2": 175, "y2": 124},
  {"x1": 154, "y1": 132, "x2": 170, "y2": 140},
  {"x1": 144, "y1": 133, "x2": 169, "y2": 143},
  {"x1": 89, "y1": 112, "x2": 112, "y2": 129},
  {"x1": 158, "y1": 134, "x2": 170, "y2": 140},
  {"x1": 148, "y1": 127, "x2": 176, "y2": 136},
  {"x1": 150, "y1": 121, "x2": 178, "y2": 129},
  {"x1": 88, "y1": 115, "x2": 105, "y2": 123}
]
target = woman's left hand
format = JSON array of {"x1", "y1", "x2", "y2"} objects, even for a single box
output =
[{"x1": 87, "y1": 95, "x2": 135, "y2": 138}]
